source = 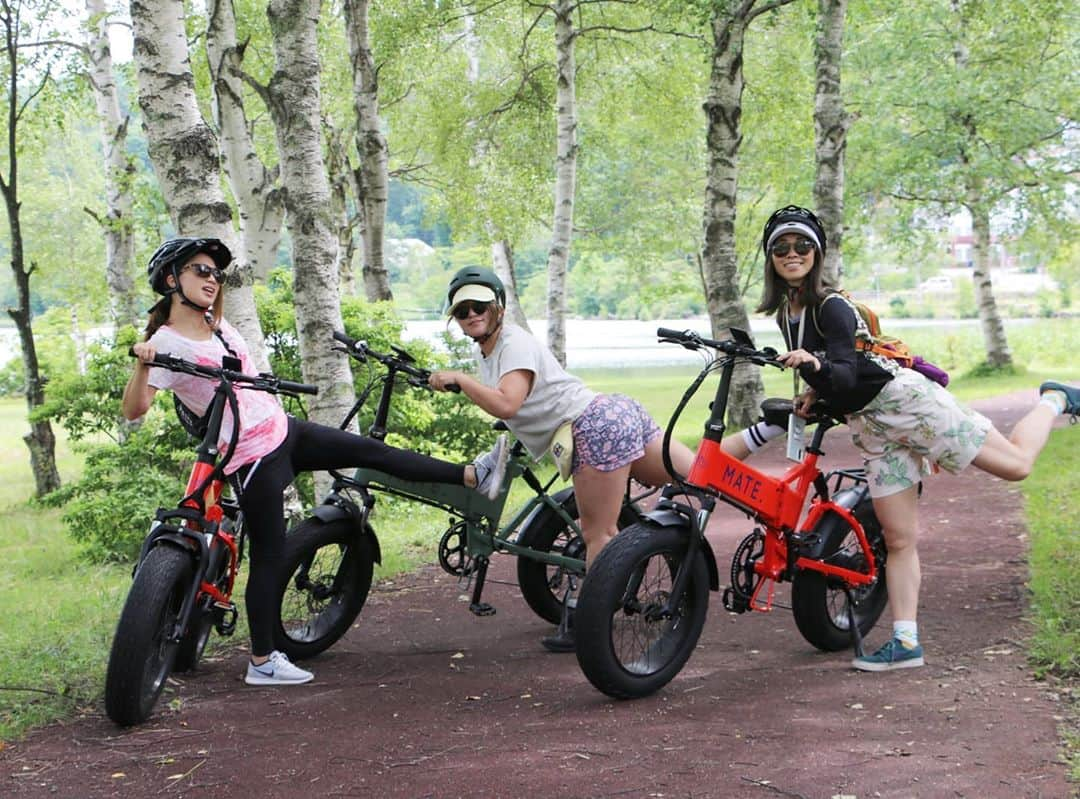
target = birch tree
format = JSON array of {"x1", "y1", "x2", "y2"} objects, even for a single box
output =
[
  {"x1": 206, "y1": 0, "x2": 284, "y2": 288},
  {"x1": 265, "y1": 0, "x2": 356, "y2": 434},
  {"x1": 0, "y1": 0, "x2": 61, "y2": 496},
  {"x1": 129, "y1": 0, "x2": 269, "y2": 369},
  {"x1": 463, "y1": 10, "x2": 529, "y2": 329},
  {"x1": 343, "y1": 0, "x2": 392, "y2": 301},
  {"x1": 698, "y1": 0, "x2": 796, "y2": 427},
  {"x1": 847, "y1": 0, "x2": 1077, "y2": 367},
  {"x1": 811, "y1": 0, "x2": 847, "y2": 286},
  {"x1": 83, "y1": 0, "x2": 138, "y2": 326}
]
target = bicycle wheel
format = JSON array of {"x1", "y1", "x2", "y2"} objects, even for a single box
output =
[
  {"x1": 575, "y1": 521, "x2": 710, "y2": 699},
  {"x1": 515, "y1": 490, "x2": 641, "y2": 624},
  {"x1": 791, "y1": 496, "x2": 888, "y2": 651},
  {"x1": 105, "y1": 545, "x2": 193, "y2": 726},
  {"x1": 273, "y1": 518, "x2": 376, "y2": 661}
]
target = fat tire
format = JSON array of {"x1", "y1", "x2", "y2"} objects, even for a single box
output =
[
  {"x1": 575, "y1": 521, "x2": 709, "y2": 699},
  {"x1": 105, "y1": 546, "x2": 193, "y2": 726},
  {"x1": 273, "y1": 518, "x2": 375, "y2": 661},
  {"x1": 516, "y1": 492, "x2": 639, "y2": 624},
  {"x1": 791, "y1": 497, "x2": 889, "y2": 651}
]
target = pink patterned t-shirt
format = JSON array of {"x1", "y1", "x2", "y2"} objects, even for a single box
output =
[{"x1": 146, "y1": 320, "x2": 288, "y2": 474}]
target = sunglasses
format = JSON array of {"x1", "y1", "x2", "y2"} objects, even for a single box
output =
[
  {"x1": 770, "y1": 238, "x2": 815, "y2": 257},
  {"x1": 452, "y1": 300, "x2": 493, "y2": 320},
  {"x1": 184, "y1": 262, "x2": 226, "y2": 283}
]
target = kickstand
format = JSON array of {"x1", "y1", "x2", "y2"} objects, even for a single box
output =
[
  {"x1": 843, "y1": 586, "x2": 865, "y2": 658},
  {"x1": 554, "y1": 580, "x2": 578, "y2": 638},
  {"x1": 468, "y1": 556, "x2": 496, "y2": 617}
]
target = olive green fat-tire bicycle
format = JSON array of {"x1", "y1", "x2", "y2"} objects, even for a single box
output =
[{"x1": 272, "y1": 331, "x2": 651, "y2": 661}]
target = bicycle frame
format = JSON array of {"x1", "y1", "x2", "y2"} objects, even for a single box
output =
[{"x1": 658, "y1": 328, "x2": 878, "y2": 613}]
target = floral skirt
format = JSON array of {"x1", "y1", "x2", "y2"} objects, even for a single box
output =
[
  {"x1": 570, "y1": 394, "x2": 662, "y2": 474},
  {"x1": 846, "y1": 368, "x2": 991, "y2": 498}
]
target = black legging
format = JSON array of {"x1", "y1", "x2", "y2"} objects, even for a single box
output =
[{"x1": 231, "y1": 416, "x2": 466, "y2": 656}]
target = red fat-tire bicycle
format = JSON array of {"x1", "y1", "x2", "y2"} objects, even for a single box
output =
[
  {"x1": 104, "y1": 352, "x2": 316, "y2": 726},
  {"x1": 574, "y1": 327, "x2": 888, "y2": 699}
]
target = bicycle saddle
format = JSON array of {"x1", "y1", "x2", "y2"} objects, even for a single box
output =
[{"x1": 760, "y1": 398, "x2": 794, "y2": 428}]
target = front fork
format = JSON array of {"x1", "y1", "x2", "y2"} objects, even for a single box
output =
[{"x1": 652, "y1": 499, "x2": 714, "y2": 621}]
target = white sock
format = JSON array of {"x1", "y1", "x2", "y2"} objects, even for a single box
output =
[
  {"x1": 893, "y1": 620, "x2": 918, "y2": 649},
  {"x1": 1039, "y1": 393, "x2": 1066, "y2": 415},
  {"x1": 741, "y1": 421, "x2": 786, "y2": 454}
]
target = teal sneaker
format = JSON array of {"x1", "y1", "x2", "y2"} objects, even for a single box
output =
[
  {"x1": 851, "y1": 638, "x2": 925, "y2": 672},
  {"x1": 1039, "y1": 381, "x2": 1080, "y2": 419}
]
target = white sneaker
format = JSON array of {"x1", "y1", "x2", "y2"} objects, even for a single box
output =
[
  {"x1": 244, "y1": 651, "x2": 314, "y2": 686},
  {"x1": 473, "y1": 434, "x2": 509, "y2": 500}
]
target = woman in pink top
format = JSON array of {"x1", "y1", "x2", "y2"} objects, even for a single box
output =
[{"x1": 122, "y1": 238, "x2": 506, "y2": 687}]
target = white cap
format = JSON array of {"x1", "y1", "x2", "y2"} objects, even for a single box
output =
[
  {"x1": 448, "y1": 284, "x2": 497, "y2": 315},
  {"x1": 766, "y1": 222, "x2": 822, "y2": 254}
]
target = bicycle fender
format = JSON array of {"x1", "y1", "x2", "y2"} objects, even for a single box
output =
[
  {"x1": 642, "y1": 508, "x2": 721, "y2": 592},
  {"x1": 308, "y1": 503, "x2": 383, "y2": 566}
]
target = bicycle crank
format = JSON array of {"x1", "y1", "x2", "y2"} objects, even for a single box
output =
[
  {"x1": 723, "y1": 529, "x2": 764, "y2": 613},
  {"x1": 438, "y1": 519, "x2": 474, "y2": 577}
]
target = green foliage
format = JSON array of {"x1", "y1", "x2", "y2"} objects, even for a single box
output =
[{"x1": 33, "y1": 327, "x2": 193, "y2": 562}]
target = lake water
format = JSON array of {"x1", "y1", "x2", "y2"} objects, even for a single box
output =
[
  {"x1": 0, "y1": 316, "x2": 990, "y2": 371},
  {"x1": 405, "y1": 317, "x2": 988, "y2": 370}
]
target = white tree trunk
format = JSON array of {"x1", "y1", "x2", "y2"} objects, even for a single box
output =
[
  {"x1": 130, "y1": 0, "x2": 268, "y2": 370},
  {"x1": 545, "y1": 0, "x2": 577, "y2": 367},
  {"x1": 968, "y1": 200, "x2": 1012, "y2": 367},
  {"x1": 84, "y1": 0, "x2": 138, "y2": 327},
  {"x1": 812, "y1": 0, "x2": 847, "y2": 286},
  {"x1": 206, "y1": 0, "x2": 284, "y2": 286},
  {"x1": 490, "y1": 237, "x2": 530, "y2": 330},
  {"x1": 700, "y1": 8, "x2": 761, "y2": 427},
  {"x1": 327, "y1": 123, "x2": 359, "y2": 296},
  {"x1": 462, "y1": 14, "x2": 529, "y2": 331},
  {"x1": 266, "y1": 0, "x2": 356, "y2": 443},
  {"x1": 343, "y1": 0, "x2": 393, "y2": 302}
]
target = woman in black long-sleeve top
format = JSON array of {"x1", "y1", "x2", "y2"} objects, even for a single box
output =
[{"x1": 757, "y1": 206, "x2": 1078, "y2": 672}]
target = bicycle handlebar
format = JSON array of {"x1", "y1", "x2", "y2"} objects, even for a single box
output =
[
  {"x1": 130, "y1": 349, "x2": 318, "y2": 396},
  {"x1": 656, "y1": 327, "x2": 784, "y2": 368},
  {"x1": 333, "y1": 330, "x2": 460, "y2": 392}
]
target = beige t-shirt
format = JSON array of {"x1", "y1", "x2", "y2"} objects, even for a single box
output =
[{"x1": 477, "y1": 324, "x2": 595, "y2": 459}]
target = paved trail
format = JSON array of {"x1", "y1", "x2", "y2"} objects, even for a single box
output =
[{"x1": 3, "y1": 390, "x2": 1076, "y2": 798}]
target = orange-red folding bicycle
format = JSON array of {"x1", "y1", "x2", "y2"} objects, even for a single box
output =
[{"x1": 575, "y1": 327, "x2": 888, "y2": 699}]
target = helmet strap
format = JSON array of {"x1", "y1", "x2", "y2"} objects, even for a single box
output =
[{"x1": 169, "y1": 264, "x2": 214, "y2": 321}]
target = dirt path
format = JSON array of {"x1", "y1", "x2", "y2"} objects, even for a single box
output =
[{"x1": 3, "y1": 391, "x2": 1076, "y2": 799}]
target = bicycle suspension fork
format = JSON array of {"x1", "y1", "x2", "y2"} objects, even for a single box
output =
[{"x1": 650, "y1": 495, "x2": 715, "y2": 621}]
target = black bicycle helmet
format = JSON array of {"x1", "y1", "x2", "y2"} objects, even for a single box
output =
[
  {"x1": 761, "y1": 206, "x2": 827, "y2": 259},
  {"x1": 147, "y1": 237, "x2": 233, "y2": 296},
  {"x1": 446, "y1": 266, "x2": 506, "y2": 311}
]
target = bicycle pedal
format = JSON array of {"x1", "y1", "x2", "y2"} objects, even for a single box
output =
[
  {"x1": 469, "y1": 602, "x2": 496, "y2": 617},
  {"x1": 722, "y1": 587, "x2": 749, "y2": 614},
  {"x1": 213, "y1": 602, "x2": 238, "y2": 636}
]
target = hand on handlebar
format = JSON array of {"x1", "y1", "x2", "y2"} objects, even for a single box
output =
[
  {"x1": 779, "y1": 348, "x2": 822, "y2": 374},
  {"x1": 428, "y1": 370, "x2": 464, "y2": 393},
  {"x1": 130, "y1": 342, "x2": 158, "y2": 365}
]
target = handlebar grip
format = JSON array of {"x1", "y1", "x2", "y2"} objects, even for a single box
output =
[
  {"x1": 656, "y1": 327, "x2": 690, "y2": 341},
  {"x1": 445, "y1": 382, "x2": 461, "y2": 393},
  {"x1": 332, "y1": 330, "x2": 354, "y2": 347},
  {"x1": 278, "y1": 379, "x2": 318, "y2": 396}
]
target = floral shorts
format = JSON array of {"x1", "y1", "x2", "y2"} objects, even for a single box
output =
[
  {"x1": 571, "y1": 394, "x2": 662, "y2": 474},
  {"x1": 846, "y1": 368, "x2": 992, "y2": 498}
]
